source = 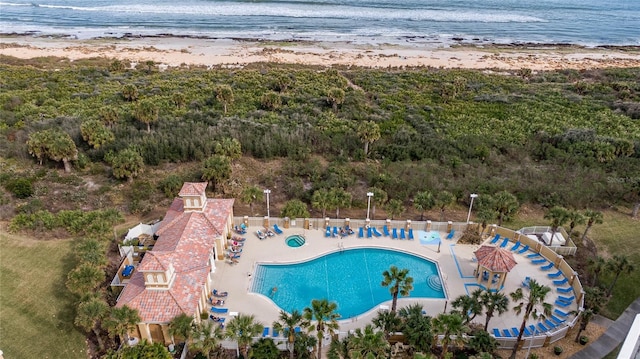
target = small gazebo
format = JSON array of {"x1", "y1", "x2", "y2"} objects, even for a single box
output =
[{"x1": 473, "y1": 245, "x2": 518, "y2": 291}]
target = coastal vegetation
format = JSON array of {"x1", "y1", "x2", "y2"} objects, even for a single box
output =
[{"x1": 0, "y1": 57, "x2": 639, "y2": 358}]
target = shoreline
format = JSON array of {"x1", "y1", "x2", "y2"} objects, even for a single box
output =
[{"x1": 2, "y1": 35, "x2": 640, "y2": 70}]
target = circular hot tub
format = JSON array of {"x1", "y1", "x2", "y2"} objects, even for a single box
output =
[{"x1": 286, "y1": 234, "x2": 306, "y2": 248}]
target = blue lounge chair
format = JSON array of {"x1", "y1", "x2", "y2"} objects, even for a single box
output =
[
  {"x1": 367, "y1": 227, "x2": 373, "y2": 238},
  {"x1": 400, "y1": 228, "x2": 406, "y2": 239},
  {"x1": 558, "y1": 295, "x2": 575, "y2": 302},
  {"x1": 541, "y1": 262, "x2": 555, "y2": 271},
  {"x1": 392, "y1": 228, "x2": 398, "y2": 239},
  {"x1": 272, "y1": 329, "x2": 280, "y2": 338},
  {"x1": 551, "y1": 315, "x2": 565, "y2": 325},
  {"x1": 262, "y1": 327, "x2": 270, "y2": 337},
  {"x1": 510, "y1": 241, "x2": 521, "y2": 251},
  {"x1": 210, "y1": 315, "x2": 225, "y2": 323},
  {"x1": 446, "y1": 229, "x2": 455, "y2": 240},
  {"x1": 553, "y1": 277, "x2": 568, "y2": 286},
  {"x1": 532, "y1": 258, "x2": 547, "y2": 264},
  {"x1": 408, "y1": 228, "x2": 414, "y2": 240},
  {"x1": 490, "y1": 234, "x2": 501, "y2": 244},
  {"x1": 325, "y1": 227, "x2": 331, "y2": 238},
  {"x1": 528, "y1": 325, "x2": 536, "y2": 335},
  {"x1": 333, "y1": 226, "x2": 339, "y2": 237},
  {"x1": 548, "y1": 270, "x2": 563, "y2": 278},
  {"x1": 372, "y1": 227, "x2": 382, "y2": 237},
  {"x1": 523, "y1": 326, "x2": 533, "y2": 336},
  {"x1": 122, "y1": 265, "x2": 134, "y2": 277},
  {"x1": 511, "y1": 328, "x2": 520, "y2": 337},
  {"x1": 500, "y1": 237, "x2": 509, "y2": 248},
  {"x1": 211, "y1": 307, "x2": 228, "y2": 313},
  {"x1": 273, "y1": 224, "x2": 283, "y2": 235},
  {"x1": 502, "y1": 329, "x2": 512, "y2": 337},
  {"x1": 555, "y1": 299, "x2": 572, "y2": 307},
  {"x1": 383, "y1": 225, "x2": 390, "y2": 236},
  {"x1": 545, "y1": 319, "x2": 557, "y2": 329},
  {"x1": 554, "y1": 309, "x2": 569, "y2": 317},
  {"x1": 294, "y1": 326, "x2": 301, "y2": 333},
  {"x1": 527, "y1": 253, "x2": 541, "y2": 258},
  {"x1": 557, "y1": 287, "x2": 573, "y2": 294},
  {"x1": 358, "y1": 227, "x2": 364, "y2": 238},
  {"x1": 521, "y1": 276, "x2": 531, "y2": 288},
  {"x1": 493, "y1": 328, "x2": 501, "y2": 337},
  {"x1": 537, "y1": 323, "x2": 549, "y2": 332},
  {"x1": 517, "y1": 245, "x2": 530, "y2": 254}
]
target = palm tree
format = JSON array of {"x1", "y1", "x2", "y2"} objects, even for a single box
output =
[
  {"x1": 215, "y1": 84, "x2": 234, "y2": 114},
  {"x1": 347, "y1": 324, "x2": 389, "y2": 358},
  {"x1": 435, "y1": 191, "x2": 455, "y2": 221},
  {"x1": 225, "y1": 313, "x2": 264, "y2": 359},
  {"x1": 273, "y1": 310, "x2": 304, "y2": 359},
  {"x1": 566, "y1": 209, "x2": 585, "y2": 238},
  {"x1": 587, "y1": 255, "x2": 607, "y2": 287},
  {"x1": 75, "y1": 297, "x2": 109, "y2": 351},
  {"x1": 381, "y1": 266, "x2": 414, "y2": 313},
  {"x1": 201, "y1": 155, "x2": 231, "y2": 191},
  {"x1": 451, "y1": 288, "x2": 483, "y2": 325},
  {"x1": 215, "y1": 137, "x2": 242, "y2": 160},
  {"x1": 432, "y1": 312, "x2": 467, "y2": 359},
  {"x1": 385, "y1": 199, "x2": 405, "y2": 220},
  {"x1": 168, "y1": 313, "x2": 194, "y2": 345},
  {"x1": 492, "y1": 191, "x2": 519, "y2": 226},
  {"x1": 135, "y1": 98, "x2": 159, "y2": 133},
  {"x1": 508, "y1": 279, "x2": 553, "y2": 359},
  {"x1": 606, "y1": 255, "x2": 635, "y2": 296},
  {"x1": 327, "y1": 88, "x2": 345, "y2": 112},
  {"x1": 414, "y1": 191, "x2": 435, "y2": 221},
  {"x1": 356, "y1": 120, "x2": 381, "y2": 157},
  {"x1": 329, "y1": 188, "x2": 352, "y2": 218},
  {"x1": 191, "y1": 320, "x2": 224, "y2": 358},
  {"x1": 104, "y1": 305, "x2": 141, "y2": 345},
  {"x1": 371, "y1": 310, "x2": 401, "y2": 341},
  {"x1": 581, "y1": 210, "x2": 604, "y2": 245},
  {"x1": 476, "y1": 208, "x2": 498, "y2": 237},
  {"x1": 543, "y1": 206, "x2": 570, "y2": 245},
  {"x1": 240, "y1": 185, "x2": 263, "y2": 215},
  {"x1": 574, "y1": 286, "x2": 605, "y2": 343},
  {"x1": 66, "y1": 263, "x2": 104, "y2": 297},
  {"x1": 480, "y1": 290, "x2": 509, "y2": 331},
  {"x1": 303, "y1": 298, "x2": 340, "y2": 359},
  {"x1": 311, "y1": 188, "x2": 332, "y2": 219},
  {"x1": 398, "y1": 304, "x2": 433, "y2": 353},
  {"x1": 368, "y1": 187, "x2": 388, "y2": 220},
  {"x1": 294, "y1": 332, "x2": 318, "y2": 359}
]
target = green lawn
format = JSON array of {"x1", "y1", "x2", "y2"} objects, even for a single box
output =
[
  {"x1": 503, "y1": 208, "x2": 640, "y2": 319},
  {"x1": 0, "y1": 231, "x2": 87, "y2": 359}
]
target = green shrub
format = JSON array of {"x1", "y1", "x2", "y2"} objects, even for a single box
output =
[
  {"x1": 158, "y1": 174, "x2": 183, "y2": 198},
  {"x1": 5, "y1": 178, "x2": 33, "y2": 198},
  {"x1": 553, "y1": 346, "x2": 563, "y2": 355}
]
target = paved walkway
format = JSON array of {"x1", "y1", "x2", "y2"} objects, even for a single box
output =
[{"x1": 568, "y1": 297, "x2": 640, "y2": 359}]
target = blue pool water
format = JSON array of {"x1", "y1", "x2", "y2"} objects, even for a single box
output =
[{"x1": 251, "y1": 247, "x2": 445, "y2": 319}]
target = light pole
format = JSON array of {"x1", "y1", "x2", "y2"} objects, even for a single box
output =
[
  {"x1": 366, "y1": 192, "x2": 374, "y2": 220},
  {"x1": 264, "y1": 189, "x2": 271, "y2": 218},
  {"x1": 466, "y1": 193, "x2": 478, "y2": 223}
]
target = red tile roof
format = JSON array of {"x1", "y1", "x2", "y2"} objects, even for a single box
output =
[
  {"x1": 474, "y1": 245, "x2": 518, "y2": 272},
  {"x1": 178, "y1": 182, "x2": 208, "y2": 196},
  {"x1": 116, "y1": 189, "x2": 234, "y2": 323}
]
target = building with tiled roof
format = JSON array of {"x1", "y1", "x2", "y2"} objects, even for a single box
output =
[{"x1": 115, "y1": 182, "x2": 234, "y2": 344}]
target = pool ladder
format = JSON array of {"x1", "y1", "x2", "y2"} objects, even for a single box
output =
[{"x1": 338, "y1": 242, "x2": 344, "y2": 253}]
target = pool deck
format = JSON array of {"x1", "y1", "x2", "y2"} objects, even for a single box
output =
[{"x1": 212, "y1": 225, "x2": 578, "y2": 339}]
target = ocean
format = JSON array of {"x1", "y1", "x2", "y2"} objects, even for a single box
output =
[{"x1": 0, "y1": 0, "x2": 639, "y2": 46}]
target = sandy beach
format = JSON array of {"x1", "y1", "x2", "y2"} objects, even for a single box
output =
[{"x1": 2, "y1": 35, "x2": 640, "y2": 70}]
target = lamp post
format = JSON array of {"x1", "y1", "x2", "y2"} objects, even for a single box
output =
[
  {"x1": 264, "y1": 189, "x2": 271, "y2": 218},
  {"x1": 466, "y1": 193, "x2": 478, "y2": 223},
  {"x1": 366, "y1": 192, "x2": 374, "y2": 220}
]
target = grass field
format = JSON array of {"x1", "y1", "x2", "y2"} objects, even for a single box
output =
[
  {"x1": 0, "y1": 231, "x2": 88, "y2": 359},
  {"x1": 503, "y1": 207, "x2": 640, "y2": 319}
]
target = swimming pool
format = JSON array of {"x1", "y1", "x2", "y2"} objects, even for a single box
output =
[
  {"x1": 286, "y1": 235, "x2": 306, "y2": 248},
  {"x1": 416, "y1": 231, "x2": 442, "y2": 245},
  {"x1": 251, "y1": 247, "x2": 445, "y2": 319}
]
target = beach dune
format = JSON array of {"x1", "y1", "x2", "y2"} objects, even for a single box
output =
[{"x1": 2, "y1": 36, "x2": 640, "y2": 70}]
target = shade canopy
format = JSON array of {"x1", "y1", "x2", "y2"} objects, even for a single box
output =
[{"x1": 474, "y1": 245, "x2": 518, "y2": 272}]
